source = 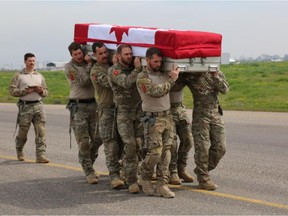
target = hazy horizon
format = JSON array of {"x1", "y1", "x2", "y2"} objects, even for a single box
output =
[{"x1": 1, "y1": 1, "x2": 288, "y2": 69}]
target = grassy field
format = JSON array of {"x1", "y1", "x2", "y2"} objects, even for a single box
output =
[{"x1": 1, "y1": 61, "x2": 288, "y2": 112}]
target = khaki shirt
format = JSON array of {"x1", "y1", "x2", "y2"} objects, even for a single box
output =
[
  {"x1": 137, "y1": 68, "x2": 175, "y2": 112},
  {"x1": 90, "y1": 62, "x2": 114, "y2": 108},
  {"x1": 9, "y1": 69, "x2": 48, "y2": 101}
]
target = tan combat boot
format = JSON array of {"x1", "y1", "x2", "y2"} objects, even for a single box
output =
[
  {"x1": 111, "y1": 177, "x2": 125, "y2": 189},
  {"x1": 199, "y1": 180, "x2": 218, "y2": 190},
  {"x1": 155, "y1": 184, "x2": 175, "y2": 198},
  {"x1": 95, "y1": 171, "x2": 100, "y2": 179},
  {"x1": 128, "y1": 182, "x2": 140, "y2": 194},
  {"x1": 151, "y1": 172, "x2": 157, "y2": 181},
  {"x1": 169, "y1": 173, "x2": 181, "y2": 185},
  {"x1": 87, "y1": 172, "x2": 98, "y2": 184},
  {"x1": 36, "y1": 155, "x2": 50, "y2": 163},
  {"x1": 178, "y1": 169, "x2": 194, "y2": 182},
  {"x1": 17, "y1": 151, "x2": 24, "y2": 161},
  {"x1": 139, "y1": 177, "x2": 154, "y2": 196}
]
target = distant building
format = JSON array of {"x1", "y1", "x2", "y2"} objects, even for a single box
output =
[
  {"x1": 221, "y1": 52, "x2": 236, "y2": 65},
  {"x1": 46, "y1": 61, "x2": 67, "y2": 71}
]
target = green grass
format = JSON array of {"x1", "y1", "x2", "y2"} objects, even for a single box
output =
[{"x1": 1, "y1": 61, "x2": 288, "y2": 112}]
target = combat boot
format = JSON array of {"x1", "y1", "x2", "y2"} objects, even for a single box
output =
[
  {"x1": 199, "y1": 180, "x2": 218, "y2": 190},
  {"x1": 139, "y1": 177, "x2": 154, "y2": 196},
  {"x1": 128, "y1": 182, "x2": 140, "y2": 194},
  {"x1": 155, "y1": 183, "x2": 175, "y2": 198},
  {"x1": 111, "y1": 177, "x2": 125, "y2": 189},
  {"x1": 151, "y1": 172, "x2": 157, "y2": 181},
  {"x1": 95, "y1": 171, "x2": 100, "y2": 179},
  {"x1": 36, "y1": 154, "x2": 49, "y2": 163},
  {"x1": 178, "y1": 169, "x2": 194, "y2": 182},
  {"x1": 87, "y1": 172, "x2": 98, "y2": 184},
  {"x1": 17, "y1": 151, "x2": 24, "y2": 161},
  {"x1": 169, "y1": 173, "x2": 181, "y2": 185}
]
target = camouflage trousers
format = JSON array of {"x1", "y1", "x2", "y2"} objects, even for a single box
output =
[
  {"x1": 98, "y1": 108, "x2": 124, "y2": 180},
  {"x1": 15, "y1": 101, "x2": 47, "y2": 156},
  {"x1": 169, "y1": 103, "x2": 193, "y2": 173},
  {"x1": 116, "y1": 107, "x2": 143, "y2": 185},
  {"x1": 192, "y1": 107, "x2": 226, "y2": 182},
  {"x1": 140, "y1": 113, "x2": 173, "y2": 185},
  {"x1": 72, "y1": 102, "x2": 102, "y2": 176}
]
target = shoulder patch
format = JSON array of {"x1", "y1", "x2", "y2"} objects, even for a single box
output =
[
  {"x1": 141, "y1": 84, "x2": 147, "y2": 93},
  {"x1": 92, "y1": 74, "x2": 97, "y2": 81},
  {"x1": 69, "y1": 72, "x2": 75, "y2": 81},
  {"x1": 113, "y1": 70, "x2": 119, "y2": 76}
]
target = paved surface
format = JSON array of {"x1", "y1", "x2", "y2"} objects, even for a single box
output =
[{"x1": 0, "y1": 103, "x2": 288, "y2": 215}]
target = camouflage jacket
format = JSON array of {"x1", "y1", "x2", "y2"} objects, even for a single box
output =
[
  {"x1": 108, "y1": 62, "x2": 142, "y2": 108},
  {"x1": 184, "y1": 71, "x2": 229, "y2": 109},
  {"x1": 64, "y1": 59, "x2": 95, "y2": 99}
]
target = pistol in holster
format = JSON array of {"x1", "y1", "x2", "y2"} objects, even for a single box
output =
[{"x1": 140, "y1": 114, "x2": 156, "y2": 159}]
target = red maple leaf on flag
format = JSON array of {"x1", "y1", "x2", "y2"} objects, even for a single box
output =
[{"x1": 109, "y1": 26, "x2": 130, "y2": 44}]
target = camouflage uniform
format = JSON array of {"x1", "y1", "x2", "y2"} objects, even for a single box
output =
[
  {"x1": 185, "y1": 71, "x2": 229, "y2": 183},
  {"x1": 9, "y1": 69, "x2": 48, "y2": 159},
  {"x1": 65, "y1": 60, "x2": 102, "y2": 177},
  {"x1": 136, "y1": 68, "x2": 175, "y2": 185},
  {"x1": 108, "y1": 62, "x2": 143, "y2": 186},
  {"x1": 169, "y1": 76, "x2": 193, "y2": 177},
  {"x1": 90, "y1": 62, "x2": 124, "y2": 181}
]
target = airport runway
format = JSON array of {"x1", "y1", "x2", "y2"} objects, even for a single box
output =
[{"x1": 0, "y1": 103, "x2": 288, "y2": 215}]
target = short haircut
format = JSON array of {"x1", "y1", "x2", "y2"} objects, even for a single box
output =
[
  {"x1": 146, "y1": 47, "x2": 163, "y2": 59},
  {"x1": 116, "y1": 44, "x2": 132, "y2": 54},
  {"x1": 92, "y1": 42, "x2": 105, "y2": 53},
  {"x1": 24, "y1": 53, "x2": 35, "y2": 61},
  {"x1": 68, "y1": 42, "x2": 82, "y2": 55}
]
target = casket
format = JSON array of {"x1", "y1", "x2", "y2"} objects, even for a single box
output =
[{"x1": 74, "y1": 23, "x2": 222, "y2": 72}]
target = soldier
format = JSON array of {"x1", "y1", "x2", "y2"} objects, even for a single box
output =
[
  {"x1": 108, "y1": 44, "x2": 143, "y2": 194},
  {"x1": 90, "y1": 42, "x2": 125, "y2": 189},
  {"x1": 185, "y1": 70, "x2": 229, "y2": 190},
  {"x1": 137, "y1": 47, "x2": 180, "y2": 198},
  {"x1": 64, "y1": 42, "x2": 102, "y2": 184},
  {"x1": 168, "y1": 74, "x2": 194, "y2": 185},
  {"x1": 9, "y1": 53, "x2": 49, "y2": 163}
]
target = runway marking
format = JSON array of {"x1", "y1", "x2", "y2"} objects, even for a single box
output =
[
  {"x1": 1, "y1": 155, "x2": 288, "y2": 210},
  {"x1": 170, "y1": 185, "x2": 288, "y2": 210}
]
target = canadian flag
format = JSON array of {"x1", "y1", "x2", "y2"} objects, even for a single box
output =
[{"x1": 74, "y1": 23, "x2": 222, "y2": 59}]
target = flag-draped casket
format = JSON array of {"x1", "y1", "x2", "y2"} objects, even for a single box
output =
[{"x1": 74, "y1": 23, "x2": 222, "y2": 72}]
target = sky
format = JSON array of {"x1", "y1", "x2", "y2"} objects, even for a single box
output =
[{"x1": 1, "y1": 0, "x2": 288, "y2": 69}]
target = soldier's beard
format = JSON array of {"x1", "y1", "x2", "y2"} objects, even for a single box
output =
[
  {"x1": 151, "y1": 66, "x2": 161, "y2": 72},
  {"x1": 120, "y1": 57, "x2": 132, "y2": 67}
]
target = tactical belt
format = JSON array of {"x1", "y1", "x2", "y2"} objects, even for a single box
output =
[
  {"x1": 144, "y1": 110, "x2": 170, "y2": 117},
  {"x1": 98, "y1": 104, "x2": 115, "y2": 109},
  {"x1": 19, "y1": 99, "x2": 41, "y2": 104},
  {"x1": 69, "y1": 98, "x2": 95, "y2": 104}
]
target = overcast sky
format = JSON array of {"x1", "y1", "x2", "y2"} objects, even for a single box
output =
[{"x1": 1, "y1": 0, "x2": 288, "y2": 69}]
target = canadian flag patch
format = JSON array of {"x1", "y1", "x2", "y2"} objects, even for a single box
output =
[
  {"x1": 113, "y1": 70, "x2": 119, "y2": 76},
  {"x1": 69, "y1": 73, "x2": 75, "y2": 81},
  {"x1": 141, "y1": 84, "x2": 147, "y2": 93},
  {"x1": 92, "y1": 74, "x2": 97, "y2": 81}
]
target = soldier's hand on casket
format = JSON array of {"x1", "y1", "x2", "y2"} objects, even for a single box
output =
[
  {"x1": 169, "y1": 64, "x2": 180, "y2": 81},
  {"x1": 84, "y1": 54, "x2": 93, "y2": 65},
  {"x1": 134, "y1": 57, "x2": 142, "y2": 70}
]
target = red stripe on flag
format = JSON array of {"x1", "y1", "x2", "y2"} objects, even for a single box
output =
[{"x1": 74, "y1": 23, "x2": 92, "y2": 44}]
